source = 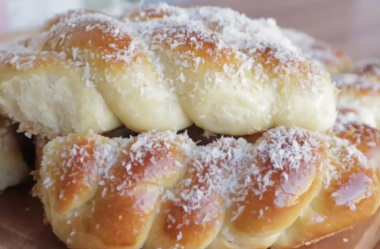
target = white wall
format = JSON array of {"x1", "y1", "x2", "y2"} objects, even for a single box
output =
[
  {"x1": 0, "y1": 0, "x2": 188, "y2": 34},
  {"x1": 0, "y1": 0, "x2": 83, "y2": 34}
]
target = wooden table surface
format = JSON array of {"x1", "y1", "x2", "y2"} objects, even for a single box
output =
[{"x1": 0, "y1": 0, "x2": 379, "y2": 248}]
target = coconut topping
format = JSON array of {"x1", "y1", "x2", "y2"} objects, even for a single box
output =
[
  {"x1": 1, "y1": 4, "x2": 326, "y2": 86},
  {"x1": 0, "y1": 4, "x2": 337, "y2": 138},
  {"x1": 333, "y1": 111, "x2": 380, "y2": 151},
  {"x1": 41, "y1": 126, "x2": 372, "y2": 222}
]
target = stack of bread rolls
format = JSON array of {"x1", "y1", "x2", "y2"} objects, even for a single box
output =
[{"x1": 0, "y1": 3, "x2": 380, "y2": 249}]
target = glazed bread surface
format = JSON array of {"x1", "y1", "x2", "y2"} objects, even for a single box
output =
[{"x1": 34, "y1": 126, "x2": 380, "y2": 249}]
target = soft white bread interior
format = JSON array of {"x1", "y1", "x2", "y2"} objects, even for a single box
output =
[{"x1": 0, "y1": 46, "x2": 121, "y2": 138}]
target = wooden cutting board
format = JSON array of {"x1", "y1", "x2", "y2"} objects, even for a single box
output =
[{"x1": 0, "y1": 179, "x2": 66, "y2": 249}]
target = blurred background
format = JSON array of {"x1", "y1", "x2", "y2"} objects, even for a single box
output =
[{"x1": 0, "y1": 0, "x2": 379, "y2": 59}]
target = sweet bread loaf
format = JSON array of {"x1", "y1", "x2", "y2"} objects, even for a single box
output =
[
  {"x1": 0, "y1": 4, "x2": 336, "y2": 138},
  {"x1": 282, "y1": 28, "x2": 353, "y2": 75},
  {"x1": 34, "y1": 126, "x2": 380, "y2": 249}
]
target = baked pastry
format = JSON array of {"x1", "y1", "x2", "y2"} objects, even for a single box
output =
[
  {"x1": 281, "y1": 28, "x2": 353, "y2": 75},
  {"x1": 332, "y1": 73, "x2": 380, "y2": 129},
  {"x1": 352, "y1": 58, "x2": 380, "y2": 81},
  {"x1": 34, "y1": 126, "x2": 380, "y2": 249},
  {"x1": 0, "y1": 116, "x2": 29, "y2": 191},
  {"x1": 0, "y1": 4, "x2": 336, "y2": 138}
]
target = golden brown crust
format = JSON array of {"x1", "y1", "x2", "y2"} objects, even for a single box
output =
[
  {"x1": 333, "y1": 110, "x2": 380, "y2": 178},
  {"x1": 36, "y1": 131, "x2": 194, "y2": 249},
  {"x1": 41, "y1": 16, "x2": 144, "y2": 72},
  {"x1": 35, "y1": 127, "x2": 380, "y2": 249}
]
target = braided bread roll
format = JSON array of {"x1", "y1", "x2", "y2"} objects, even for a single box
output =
[
  {"x1": 281, "y1": 28, "x2": 353, "y2": 75},
  {"x1": 34, "y1": 126, "x2": 380, "y2": 249},
  {"x1": 333, "y1": 73, "x2": 380, "y2": 129},
  {"x1": 0, "y1": 5, "x2": 336, "y2": 138}
]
